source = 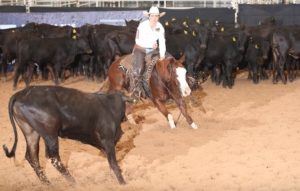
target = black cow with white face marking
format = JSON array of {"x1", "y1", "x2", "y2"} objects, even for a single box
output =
[{"x1": 3, "y1": 86, "x2": 126, "y2": 184}]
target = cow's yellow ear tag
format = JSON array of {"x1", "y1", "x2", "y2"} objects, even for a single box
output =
[
  {"x1": 184, "y1": 30, "x2": 188, "y2": 35},
  {"x1": 73, "y1": 28, "x2": 77, "y2": 33},
  {"x1": 192, "y1": 31, "x2": 196, "y2": 36},
  {"x1": 255, "y1": 44, "x2": 259, "y2": 49},
  {"x1": 196, "y1": 18, "x2": 201, "y2": 24},
  {"x1": 165, "y1": 21, "x2": 169, "y2": 26},
  {"x1": 72, "y1": 35, "x2": 77, "y2": 40},
  {"x1": 232, "y1": 36, "x2": 236, "y2": 42}
]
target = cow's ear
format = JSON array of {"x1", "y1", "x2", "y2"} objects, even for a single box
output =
[
  {"x1": 178, "y1": 54, "x2": 185, "y2": 63},
  {"x1": 232, "y1": 36, "x2": 236, "y2": 42}
]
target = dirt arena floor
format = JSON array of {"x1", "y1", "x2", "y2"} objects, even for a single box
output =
[{"x1": 1, "y1": 71, "x2": 300, "y2": 191}]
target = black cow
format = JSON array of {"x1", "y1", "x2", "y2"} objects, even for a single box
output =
[
  {"x1": 0, "y1": 27, "x2": 40, "y2": 81},
  {"x1": 3, "y1": 86, "x2": 126, "y2": 184},
  {"x1": 202, "y1": 29, "x2": 248, "y2": 88},
  {"x1": 271, "y1": 27, "x2": 300, "y2": 84},
  {"x1": 245, "y1": 35, "x2": 270, "y2": 84},
  {"x1": 25, "y1": 23, "x2": 76, "y2": 38},
  {"x1": 14, "y1": 37, "x2": 92, "y2": 89}
]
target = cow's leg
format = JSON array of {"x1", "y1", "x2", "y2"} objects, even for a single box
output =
[
  {"x1": 224, "y1": 61, "x2": 234, "y2": 88},
  {"x1": 0, "y1": 55, "x2": 8, "y2": 82},
  {"x1": 44, "y1": 136, "x2": 75, "y2": 183},
  {"x1": 54, "y1": 63, "x2": 62, "y2": 85},
  {"x1": 46, "y1": 65, "x2": 57, "y2": 84},
  {"x1": 24, "y1": 63, "x2": 35, "y2": 87},
  {"x1": 272, "y1": 49, "x2": 279, "y2": 84},
  {"x1": 262, "y1": 68, "x2": 268, "y2": 80},
  {"x1": 290, "y1": 58, "x2": 297, "y2": 82},
  {"x1": 59, "y1": 65, "x2": 66, "y2": 83},
  {"x1": 247, "y1": 60, "x2": 253, "y2": 80},
  {"x1": 101, "y1": 139, "x2": 125, "y2": 184},
  {"x1": 12, "y1": 62, "x2": 22, "y2": 90},
  {"x1": 215, "y1": 65, "x2": 222, "y2": 86},
  {"x1": 286, "y1": 56, "x2": 293, "y2": 82},
  {"x1": 293, "y1": 59, "x2": 298, "y2": 80},
  {"x1": 41, "y1": 66, "x2": 49, "y2": 80},
  {"x1": 83, "y1": 60, "x2": 90, "y2": 81},
  {"x1": 24, "y1": 130, "x2": 50, "y2": 184},
  {"x1": 279, "y1": 56, "x2": 287, "y2": 84},
  {"x1": 88, "y1": 58, "x2": 94, "y2": 81}
]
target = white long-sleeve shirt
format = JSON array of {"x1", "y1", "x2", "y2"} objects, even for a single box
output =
[{"x1": 135, "y1": 20, "x2": 166, "y2": 58}]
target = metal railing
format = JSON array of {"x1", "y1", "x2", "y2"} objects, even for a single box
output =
[
  {"x1": 0, "y1": 0, "x2": 299, "y2": 8},
  {"x1": 0, "y1": 0, "x2": 25, "y2": 6}
]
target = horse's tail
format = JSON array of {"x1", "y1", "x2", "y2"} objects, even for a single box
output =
[
  {"x1": 98, "y1": 77, "x2": 110, "y2": 92},
  {"x1": 3, "y1": 93, "x2": 19, "y2": 158}
]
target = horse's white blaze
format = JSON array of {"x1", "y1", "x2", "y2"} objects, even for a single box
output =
[
  {"x1": 190, "y1": 122, "x2": 198, "y2": 129},
  {"x1": 176, "y1": 67, "x2": 191, "y2": 97},
  {"x1": 167, "y1": 114, "x2": 176, "y2": 129}
]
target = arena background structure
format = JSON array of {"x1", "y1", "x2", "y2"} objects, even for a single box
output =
[{"x1": 0, "y1": 3, "x2": 300, "y2": 28}]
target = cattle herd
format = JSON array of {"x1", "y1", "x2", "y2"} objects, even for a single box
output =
[
  {"x1": 0, "y1": 18, "x2": 300, "y2": 88},
  {"x1": 1, "y1": 16, "x2": 300, "y2": 185}
]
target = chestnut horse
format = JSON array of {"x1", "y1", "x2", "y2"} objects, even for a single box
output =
[{"x1": 108, "y1": 55, "x2": 198, "y2": 129}]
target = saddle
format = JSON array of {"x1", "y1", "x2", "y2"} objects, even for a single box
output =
[{"x1": 118, "y1": 53, "x2": 159, "y2": 96}]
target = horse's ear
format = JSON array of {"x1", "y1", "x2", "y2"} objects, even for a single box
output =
[{"x1": 178, "y1": 55, "x2": 185, "y2": 63}]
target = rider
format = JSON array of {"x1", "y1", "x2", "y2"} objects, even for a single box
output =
[{"x1": 132, "y1": 5, "x2": 166, "y2": 98}]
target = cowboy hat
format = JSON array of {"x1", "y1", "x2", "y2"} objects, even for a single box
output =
[{"x1": 143, "y1": 6, "x2": 166, "y2": 17}]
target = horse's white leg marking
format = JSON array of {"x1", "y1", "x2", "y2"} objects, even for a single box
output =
[
  {"x1": 190, "y1": 122, "x2": 198, "y2": 129},
  {"x1": 167, "y1": 114, "x2": 176, "y2": 129}
]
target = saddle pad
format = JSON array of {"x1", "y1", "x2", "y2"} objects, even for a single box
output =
[{"x1": 119, "y1": 54, "x2": 134, "y2": 72}]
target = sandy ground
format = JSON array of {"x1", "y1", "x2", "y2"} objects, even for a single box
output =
[{"x1": 1, "y1": 71, "x2": 300, "y2": 191}]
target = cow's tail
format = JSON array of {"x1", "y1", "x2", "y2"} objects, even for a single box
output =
[{"x1": 3, "y1": 94, "x2": 18, "y2": 158}]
